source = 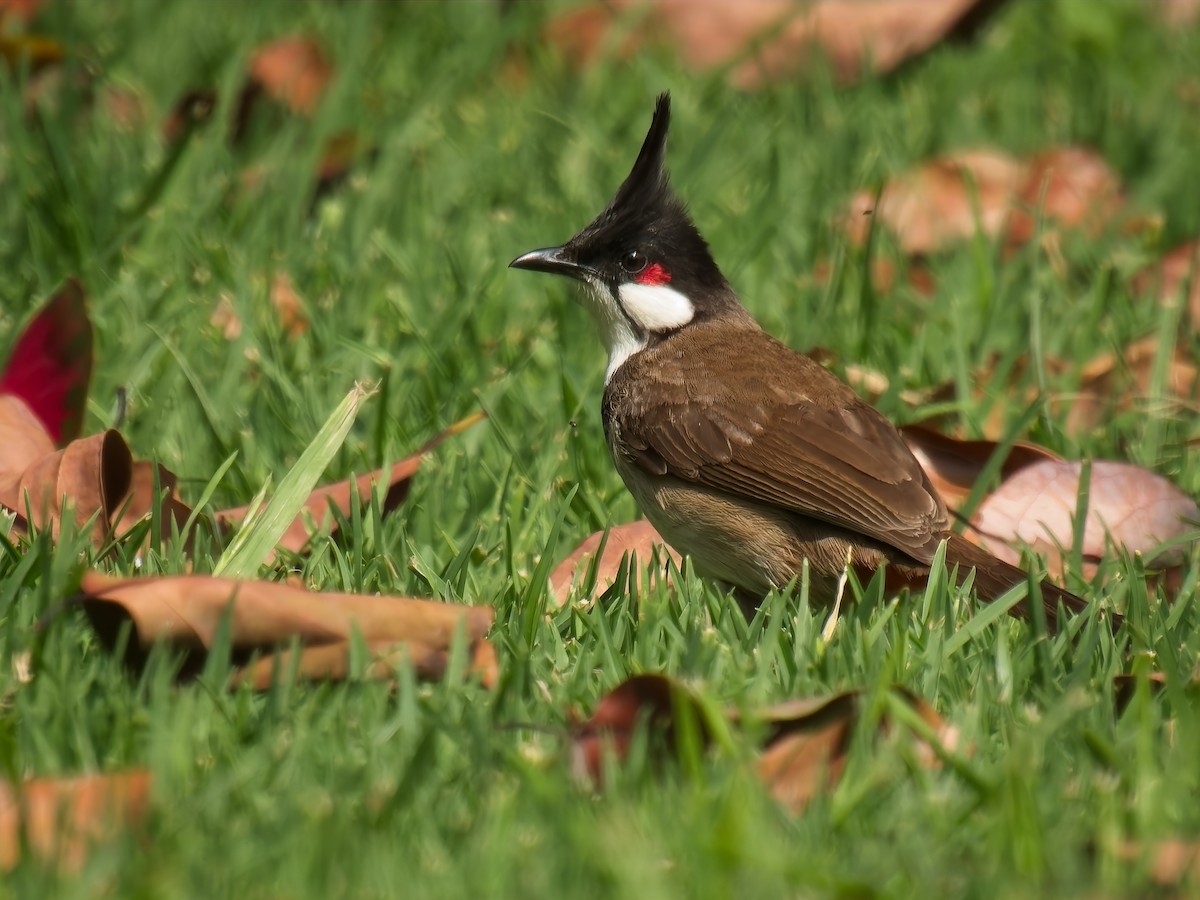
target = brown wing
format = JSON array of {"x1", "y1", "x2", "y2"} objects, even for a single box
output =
[{"x1": 606, "y1": 326, "x2": 949, "y2": 563}]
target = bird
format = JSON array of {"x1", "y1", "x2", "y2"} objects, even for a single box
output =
[{"x1": 510, "y1": 93, "x2": 1096, "y2": 634}]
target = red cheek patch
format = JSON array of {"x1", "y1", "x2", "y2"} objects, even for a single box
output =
[{"x1": 635, "y1": 263, "x2": 671, "y2": 286}]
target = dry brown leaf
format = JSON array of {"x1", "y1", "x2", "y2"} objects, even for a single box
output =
[
  {"x1": 0, "y1": 771, "x2": 151, "y2": 871},
  {"x1": 111, "y1": 460, "x2": 192, "y2": 541},
  {"x1": 900, "y1": 424, "x2": 1062, "y2": 509},
  {"x1": 569, "y1": 674, "x2": 705, "y2": 785},
  {"x1": 549, "y1": 520, "x2": 679, "y2": 607},
  {"x1": 571, "y1": 676, "x2": 954, "y2": 813},
  {"x1": 248, "y1": 36, "x2": 331, "y2": 116},
  {"x1": 972, "y1": 459, "x2": 1200, "y2": 580},
  {"x1": 1068, "y1": 335, "x2": 1200, "y2": 435},
  {"x1": 0, "y1": 430, "x2": 132, "y2": 545},
  {"x1": 231, "y1": 636, "x2": 499, "y2": 691},
  {"x1": 1004, "y1": 147, "x2": 1125, "y2": 249},
  {"x1": 1131, "y1": 239, "x2": 1200, "y2": 331},
  {"x1": 0, "y1": 394, "x2": 56, "y2": 491},
  {"x1": 844, "y1": 149, "x2": 1026, "y2": 255},
  {"x1": 750, "y1": 688, "x2": 955, "y2": 814},
  {"x1": 544, "y1": 0, "x2": 1006, "y2": 89},
  {"x1": 214, "y1": 411, "x2": 485, "y2": 558},
  {"x1": 75, "y1": 570, "x2": 496, "y2": 686}
]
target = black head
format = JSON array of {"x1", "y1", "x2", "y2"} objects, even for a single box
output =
[{"x1": 511, "y1": 95, "x2": 748, "y2": 375}]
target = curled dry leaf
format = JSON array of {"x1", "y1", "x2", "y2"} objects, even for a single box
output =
[
  {"x1": 543, "y1": 0, "x2": 1006, "y2": 90},
  {"x1": 844, "y1": 149, "x2": 1026, "y2": 255},
  {"x1": 0, "y1": 429, "x2": 131, "y2": 545},
  {"x1": 74, "y1": 570, "x2": 496, "y2": 687},
  {"x1": 1115, "y1": 838, "x2": 1200, "y2": 888},
  {"x1": 1131, "y1": 239, "x2": 1200, "y2": 331},
  {"x1": 248, "y1": 36, "x2": 332, "y2": 116},
  {"x1": 900, "y1": 424, "x2": 1062, "y2": 509},
  {"x1": 748, "y1": 687, "x2": 956, "y2": 814},
  {"x1": 549, "y1": 519, "x2": 679, "y2": 607},
  {"x1": 214, "y1": 411, "x2": 486, "y2": 558},
  {"x1": 0, "y1": 771, "x2": 152, "y2": 872},
  {"x1": 0, "y1": 278, "x2": 92, "y2": 445},
  {"x1": 972, "y1": 460, "x2": 1200, "y2": 580}
]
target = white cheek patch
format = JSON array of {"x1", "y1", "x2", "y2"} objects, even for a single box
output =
[
  {"x1": 617, "y1": 282, "x2": 696, "y2": 333},
  {"x1": 579, "y1": 278, "x2": 649, "y2": 384}
]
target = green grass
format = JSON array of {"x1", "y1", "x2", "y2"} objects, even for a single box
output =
[{"x1": 2, "y1": 0, "x2": 1200, "y2": 896}]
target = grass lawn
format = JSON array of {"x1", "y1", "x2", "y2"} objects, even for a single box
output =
[{"x1": 3, "y1": 1, "x2": 1200, "y2": 896}]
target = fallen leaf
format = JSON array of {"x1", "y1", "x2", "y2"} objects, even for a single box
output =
[
  {"x1": 1131, "y1": 239, "x2": 1200, "y2": 331},
  {"x1": 0, "y1": 430, "x2": 132, "y2": 545},
  {"x1": 571, "y1": 676, "x2": 955, "y2": 812},
  {"x1": 214, "y1": 411, "x2": 486, "y2": 558},
  {"x1": 543, "y1": 0, "x2": 1008, "y2": 89},
  {"x1": 749, "y1": 688, "x2": 956, "y2": 814},
  {"x1": 0, "y1": 771, "x2": 151, "y2": 871},
  {"x1": 0, "y1": 278, "x2": 92, "y2": 445},
  {"x1": 843, "y1": 149, "x2": 1026, "y2": 255},
  {"x1": 0, "y1": 31, "x2": 63, "y2": 73},
  {"x1": 1004, "y1": 147, "x2": 1125, "y2": 249},
  {"x1": 549, "y1": 520, "x2": 679, "y2": 606},
  {"x1": 248, "y1": 36, "x2": 331, "y2": 116},
  {"x1": 74, "y1": 570, "x2": 496, "y2": 686},
  {"x1": 110, "y1": 460, "x2": 192, "y2": 541},
  {"x1": 900, "y1": 424, "x2": 1062, "y2": 509},
  {"x1": 231, "y1": 636, "x2": 499, "y2": 691},
  {"x1": 1069, "y1": 335, "x2": 1200, "y2": 435},
  {"x1": 569, "y1": 674, "x2": 706, "y2": 785},
  {"x1": 0, "y1": 394, "x2": 56, "y2": 490},
  {"x1": 972, "y1": 460, "x2": 1200, "y2": 580}
]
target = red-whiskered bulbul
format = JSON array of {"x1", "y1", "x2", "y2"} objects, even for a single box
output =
[{"x1": 510, "y1": 93, "x2": 1097, "y2": 633}]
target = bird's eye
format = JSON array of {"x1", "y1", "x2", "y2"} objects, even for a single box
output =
[{"x1": 619, "y1": 250, "x2": 648, "y2": 275}]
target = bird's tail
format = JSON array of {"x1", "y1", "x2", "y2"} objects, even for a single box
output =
[{"x1": 942, "y1": 533, "x2": 1115, "y2": 634}]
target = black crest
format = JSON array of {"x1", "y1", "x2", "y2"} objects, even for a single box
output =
[{"x1": 567, "y1": 93, "x2": 726, "y2": 292}]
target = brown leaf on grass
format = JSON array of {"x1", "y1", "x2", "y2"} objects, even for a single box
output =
[
  {"x1": 900, "y1": 424, "x2": 1062, "y2": 509},
  {"x1": 571, "y1": 676, "x2": 954, "y2": 812},
  {"x1": 971, "y1": 459, "x2": 1200, "y2": 581},
  {"x1": 750, "y1": 688, "x2": 955, "y2": 814},
  {"x1": 232, "y1": 636, "x2": 499, "y2": 691},
  {"x1": 843, "y1": 149, "x2": 1026, "y2": 255},
  {"x1": 214, "y1": 411, "x2": 486, "y2": 558},
  {"x1": 549, "y1": 520, "x2": 679, "y2": 607},
  {"x1": 0, "y1": 0, "x2": 46, "y2": 24},
  {"x1": 543, "y1": 0, "x2": 1007, "y2": 89},
  {"x1": 0, "y1": 429, "x2": 132, "y2": 545},
  {"x1": 248, "y1": 36, "x2": 331, "y2": 116},
  {"x1": 1131, "y1": 239, "x2": 1200, "y2": 331},
  {"x1": 569, "y1": 674, "x2": 707, "y2": 785},
  {"x1": 1068, "y1": 335, "x2": 1200, "y2": 435},
  {"x1": 74, "y1": 570, "x2": 496, "y2": 687},
  {"x1": 0, "y1": 394, "x2": 56, "y2": 487},
  {"x1": 1004, "y1": 147, "x2": 1125, "y2": 249},
  {"x1": 0, "y1": 771, "x2": 151, "y2": 871},
  {"x1": 0, "y1": 409, "x2": 190, "y2": 549}
]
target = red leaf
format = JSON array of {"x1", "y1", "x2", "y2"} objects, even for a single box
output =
[{"x1": 0, "y1": 279, "x2": 92, "y2": 445}]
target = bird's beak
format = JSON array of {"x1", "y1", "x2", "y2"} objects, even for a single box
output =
[{"x1": 509, "y1": 246, "x2": 587, "y2": 280}]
